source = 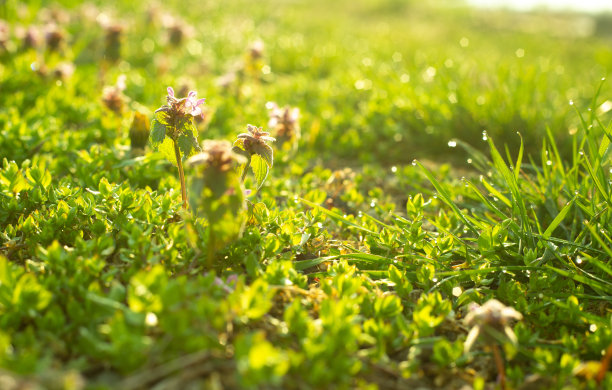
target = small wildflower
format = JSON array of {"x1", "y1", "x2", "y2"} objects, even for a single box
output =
[
  {"x1": 237, "y1": 124, "x2": 276, "y2": 151},
  {"x1": 104, "y1": 23, "x2": 124, "y2": 63},
  {"x1": 53, "y1": 62, "x2": 75, "y2": 80},
  {"x1": 23, "y1": 26, "x2": 42, "y2": 49},
  {"x1": 102, "y1": 75, "x2": 127, "y2": 114},
  {"x1": 249, "y1": 39, "x2": 264, "y2": 60},
  {"x1": 44, "y1": 23, "x2": 66, "y2": 52},
  {"x1": 464, "y1": 299, "x2": 523, "y2": 353},
  {"x1": 266, "y1": 102, "x2": 300, "y2": 142},
  {"x1": 162, "y1": 15, "x2": 193, "y2": 46},
  {"x1": 189, "y1": 140, "x2": 247, "y2": 173}
]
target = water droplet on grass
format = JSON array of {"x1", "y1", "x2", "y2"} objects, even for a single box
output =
[
  {"x1": 546, "y1": 160, "x2": 552, "y2": 166},
  {"x1": 412, "y1": 159, "x2": 417, "y2": 166},
  {"x1": 452, "y1": 287, "x2": 462, "y2": 297},
  {"x1": 448, "y1": 140, "x2": 457, "y2": 147},
  {"x1": 467, "y1": 158, "x2": 473, "y2": 164},
  {"x1": 576, "y1": 257, "x2": 582, "y2": 264},
  {"x1": 590, "y1": 324, "x2": 597, "y2": 332},
  {"x1": 569, "y1": 100, "x2": 574, "y2": 106},
  {"x1": 482, "y1": 131, "x2": 488, "y2": 141},
  {"x1": 391, "y1": 166, "x2": 397, "y2": 173}
]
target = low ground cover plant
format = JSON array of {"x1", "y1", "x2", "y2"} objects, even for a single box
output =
[{"x1": 0, "y1": 0, "x2": 611, "y2": 389}]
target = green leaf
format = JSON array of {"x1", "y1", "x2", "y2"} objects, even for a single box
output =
[
  {"x1": 177, "y1": 133, "x2": 199, "y2": 159},
  {"x1": 252, "y1": 142, "x2": 273, "y2": 167},
  {"x1": 542, "y1": 197, "x2": 575, "y2": 239},
  {"x1": 154, "y1": 109, "x2": 171, "y2": 125},
  {"x1": 158, "y1": 137, "x2": 177, "y2": 166},
  {"x1": 150, "y1": 119, "x2": 166, "y2": 147},
  {"x1": 251, "y1": 154, "x2": 269, "y2": 191}
]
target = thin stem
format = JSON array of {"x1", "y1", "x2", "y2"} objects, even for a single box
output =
[
  {"x1": 240, "y1": 159, "x2": 251, "y2": 183},
  {"x1": 492, "y1": 344, "x2": 506, "y2": 390},
  {"x1": 207, "y1": 228, "x2": 215, "y2": 267},
  {"x1": 173, "y1": 139, "x2": 188, "y2": 209},
  {"x1": 597, "y1": 340, "x2": 612, "y2": 383}
]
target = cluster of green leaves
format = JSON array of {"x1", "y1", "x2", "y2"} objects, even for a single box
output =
[{"x1": 1, "y1": 0, "x2": 611, "y2": 389}]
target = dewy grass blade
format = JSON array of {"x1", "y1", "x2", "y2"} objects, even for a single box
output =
[
  {"x1": 542, "y1": 196, "x2": 576, "y2": 239},
  {"x1": 416, "y1": 161, "x2": 478, "y2": 235},
  {"x1": 544, "y1": 265, "x2": 612, "y2": 295},
  {"x1": 487, "y1": 138, "x2": 534, "y2": 247},
  {"x1": 584, "y1": 157, "x2": 612, "y2": 208}
]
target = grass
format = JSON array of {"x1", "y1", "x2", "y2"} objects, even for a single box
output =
[{"x1": 0, "y1": 0, "x2": 611, "y2": 388}]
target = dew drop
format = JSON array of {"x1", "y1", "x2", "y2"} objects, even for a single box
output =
[
  {"x1": 576, "y1": 257, "x2": 582, "y2": 264},
  {"x1": 412, "y1": 159, "x2": 417, "y2": 166},
  {"x1": 482, "y1": 131, "x2": 488, "y2": 141},
  {"x1": 391, "y1": 166, "x2": 397, "y2": 173},
  {"x1": 467, "y1": 158, "x2": 473, "y2": 164},
  {"x1": 546, "y1": 160, "x2": 552, "y2": 166},
  {"x1": 432, "y1": 278, "x2": 438, "y2": 283},
  {"x1": 590, "y1": 324, "x2": 597, "y2": 332},
  {"x1": 569, "y1": 100, "x2": 574, "y2": 106},
  {"x1": 448, "y1": 140, "x2": 457, "y2": 148},
  {"x1": 452, "y1": 287, "x2": 462, "y2": 297}
]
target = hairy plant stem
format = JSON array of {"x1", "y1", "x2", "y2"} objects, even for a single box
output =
[{"x1": 173, "y1": 139, "x2": 188, "y2": 209}]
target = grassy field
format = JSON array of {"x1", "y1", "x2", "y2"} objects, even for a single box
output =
[{"x1": 1, "y1": 0, "x2": 611, "y2": 389}]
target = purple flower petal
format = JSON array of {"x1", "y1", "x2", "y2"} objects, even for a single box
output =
[
  {"x1": 191, "y1": 107, "x2": 202, "y2": 117},
  {"x1": 167, "y1": 86, "x2": 174, "y2": 97},
  {"x1": 188, "y1": 91, "x2": 197, "y2": 98},
  {"x1": 196, "y1": 98, "x2": 206, "y2": 106}
]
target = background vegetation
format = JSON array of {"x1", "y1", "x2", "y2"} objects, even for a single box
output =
[{"x1": 1, "y1": 0, "x2": 611, "y2": 388}]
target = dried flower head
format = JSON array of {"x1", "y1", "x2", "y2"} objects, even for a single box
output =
[
  {"x1": 189, "y1": 140, "x2": 247, "y2": 172},
  {"x1": 102, "y1": 75, "x2": 127, "y2": 114},
  {"x1": 464, "y1": 299, "x2": 523, "y2": 353}
]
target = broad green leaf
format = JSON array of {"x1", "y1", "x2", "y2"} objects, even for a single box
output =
[
  {"x1": 177, "y1": 132, "x2": 200, "y2": 159},
  {"x1": 251, "y1": 154, "x2": 269, "y2": 190},
  {"x1": 150, "y1": 119, "x2": 166, "y2": 146},
  {"x1": 252, "y1": 142, "x2": 273, "y2": 167},
  {"x1": 233, "y1": 139, "x2": 251, "y2": 181},
  {"x1": 158, "y1": 137, "x2": 177, "y2": 166},
  {"x1": 154, "y1": 109, "x2": 171, "y2": 125}
]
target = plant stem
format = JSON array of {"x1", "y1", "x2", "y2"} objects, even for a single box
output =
[
  {"x1": 173, "y1": 139, "x2": 188, "y2": 209},
  {"x1": 492, "y1": 344, "x2": 506, "y2": 390},
  {"x1": 240, "y1": 159, "x2": 251, "y2": 183},
  {"x1": 597, "y1": 340, "x2": 612, "y2": 383}
]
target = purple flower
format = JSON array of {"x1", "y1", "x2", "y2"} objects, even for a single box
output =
[{"x1": 165, "y1": 86, "x2": 205, "y2": 118}]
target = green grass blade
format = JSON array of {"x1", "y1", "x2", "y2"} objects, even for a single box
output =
[
  {"x1": 416, "y1": 161, "x2": 479, "y2": 235},
  {"x1": 542, "y1": 197, "x2": 575, "y2": 239}
]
